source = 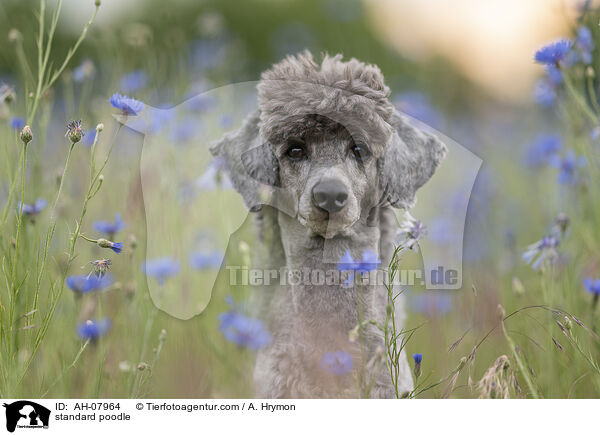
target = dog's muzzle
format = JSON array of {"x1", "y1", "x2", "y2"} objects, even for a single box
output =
[{"x1": 311, "y1": 179, "x2": 348, "y2": 213}]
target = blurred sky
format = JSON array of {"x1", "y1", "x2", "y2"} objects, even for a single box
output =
[
  {"x1": 365, "y1": 0, "x2": 580, "y2": 101},
  {"x1": 59, "y1": 0, "x2": 581, "y2": 102}
]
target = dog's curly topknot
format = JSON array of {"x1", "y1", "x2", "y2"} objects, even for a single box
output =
[{"x1": 257, "y1": 51, "x2": 396, "y2": 156}]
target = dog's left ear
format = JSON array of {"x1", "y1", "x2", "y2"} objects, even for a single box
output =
[
  {"x1": 211, "y1": 110, "x2": 279, "y2": 212},
  {"x1": 379, "y1": 112, "x2": 447, "y2": 209}
]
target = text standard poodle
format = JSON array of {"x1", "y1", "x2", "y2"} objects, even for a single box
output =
[{"x1": 212, "y1": 52, "x2": 446, "y2": 398}]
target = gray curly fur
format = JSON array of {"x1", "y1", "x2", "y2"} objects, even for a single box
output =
[
  {"x1": 257, "y1": 52, "x2": 396, "y2": 154},
  {"x1": 211, "y1": 52, "x2": 446, "y2": 398}
]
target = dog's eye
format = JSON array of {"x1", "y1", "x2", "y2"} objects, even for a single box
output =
[
  {"x1": 285, "y1": 139, "x2": 307, "y2": 160},
  {"x1": 286, "y1": 147, "x2": 306, "y2": 160},
  {"x1": 350, "y1": 143, "x2": 371, "y2": 161}
]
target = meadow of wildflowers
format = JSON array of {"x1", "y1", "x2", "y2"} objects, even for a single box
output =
[{"x1": 2, "y1": 0, "x2": 600, "y2": 400}]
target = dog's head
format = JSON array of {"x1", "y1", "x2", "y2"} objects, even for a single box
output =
[{"x1": 212, "y1": 52, "x2": 446, "y2": 238}]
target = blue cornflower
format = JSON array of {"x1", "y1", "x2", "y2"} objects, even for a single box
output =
[
  {"x1": 534, "y1": 39, "x2": 572, "y2": 65},
  {"x1": 524, "y1": 134, "x2": 562, "y2": 167},
  {"x1": 97, "y1": 238, "x2": 122, "y2": 254},
  {"x1": 93, "y1": 213, "x2": 126, "y2": 237},
  {"x1": 413, "y1": 353, "x2": 423, "y2": 364},
  {"x1": 533, "y1": 80, "x2": 557, "y2": 107},
  {"x1": 18, "y1": 198, "x2": 47, "y2": 217},
  {"x1": 577, "y1": 26, "x2": 593, "y2": 49},
  {"x1": 395, "y1": 214, "x2": 426, "y2": 251},
  {"x1": 575, "y1": 26, "x2": 594, "y2": 64},
  {"x1": 189, "y1": 251, "x2": 223, "y2": 269},
  {"x1": 11, "y1": 117, "x2": 25, "y2": 131},
  {"x1": 583, "y1": 52, "x2": 593, "y2": 65},
  {"x1": 550, "y1": 150, "x2": 586, "y2": 185},
  {"x1": 413, "y1": 353, "x2": 422, "y2": 378},
  {"x1": 77, "y1": 318, "x2": 111, "y2": 340},
  {"x1": 523, "y1": 235, "x2": 560, "y2": 270},
  {"x1": 584, "y1": 278, "x2": 600, "y2": 295},
  {"x1": 142, "y1": 257, "x2": 181, "y2": 285},
  {"x1": 320, "y1": 351, "x2": 353, "y2": 376},
  {"x1": 338, "y1": 250, "x2": 381, "y2": 285},
  {"x1": 109, "y1": 93, "x2": 144, "y2": 116},
  {"x1": 338, "y1": 250, "x2": 381, "y2": 273},
  {"x1": 119, "y1": 70, "x2": 147, "y2": 94},
  {"x1": 218, "y1": 302, "x2": 272, "y2": 350},
  {"x1": 545, "y1": 65, "x2": 563, "y2": 85},
  {"x1": 66, "y1": 274, "x2": 113, "y2": 294}
]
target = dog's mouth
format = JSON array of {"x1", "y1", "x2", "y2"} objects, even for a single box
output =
[{"x1": 297, "y1": 212, "x2": 358, "y2": 238}]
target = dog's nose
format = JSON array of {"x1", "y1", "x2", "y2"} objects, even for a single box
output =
[{"x1": 312, "y1": 179, "x2": 348, "y2": 213}]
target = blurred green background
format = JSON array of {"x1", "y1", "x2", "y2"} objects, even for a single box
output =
[{"x1": 2, "y1": 0, "x2": 600, "y2": 398}]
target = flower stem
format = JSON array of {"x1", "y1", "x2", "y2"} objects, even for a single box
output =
[
  {"x1": 563, "y1": 72, "x2": 599, "y2": 125},
  {"x1": 40, "y1": 339, "x2": 90, "y2": 397},
  {"x1": 28, "y1": 1, "x2": 100, "y2": 124},
  {"x1": 585, "y1": 73, "x2": 600, "y2": 116},
  {"x1": 51, "y1": 142, "x2": 75, "y2": 220},
  {"x1": 8, "y1": 144, "x2": 28, "y2": 357},
  {"x1": 0, "y1": 147, "x2": 25, "y2": 233},
  {"x1": 501, "y1": 319, "x2": 540, "y2": 398}
]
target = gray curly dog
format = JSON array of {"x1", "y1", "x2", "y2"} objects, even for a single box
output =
[{"x1": 212, "y1": 51, "x2": 446, "y2": 398}]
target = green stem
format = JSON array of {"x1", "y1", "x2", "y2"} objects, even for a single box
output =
[
  {"x1": 566, "y1": 330, "x2": 600, "y2": 377},
  {"x1": 91, "y1": 125, "x2": 122, "y2": 191},
  {"x1": 585, "y1": 73, "x2": 600, "y2": 117},
  {"x1": 43, "y1": 5, "x2": 99, "y2": 92},
  {"x1": 41, "y1": 339, "x2": 90, "y2": 397},
  {"x1": 501, "y1": 320, "x2": 540, "y2": 399},
  {"x1": 51, "y1": 142, "x2": 75, "y2": 220},
  {"x1": 0, "y1": 147, "x2": 25, "y2": 232},
  {"x1": 137, "y1": 331, "x2": 167, "y2": 394},
  {"x1": 78, "y1": 234, "x2": 97, "y2": 243},
  {"x1": 7, "y1": 145, "x2": 28, "y2": 359},
  {"x1": 130, "y1": 306, "x2": 159, "y2": 398},
  {"x1": 28, "y1": 1, "x2": 99, "y2": 124},
  {"x1": 563, "y1": 72, "x2": 599, "y2": 126},
  {"x1": 12, "y1": 36, "x2": 35, "y2": 89}
]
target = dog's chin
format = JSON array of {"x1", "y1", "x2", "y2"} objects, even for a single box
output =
[{"x1": 297, "y1": 213, "x2": 358, "y2": 239}]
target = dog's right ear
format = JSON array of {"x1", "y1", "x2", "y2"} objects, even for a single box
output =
[
  {"x1": 210, "y1": 110, "x2": 279, "y2": 212},
  {"x1": 379, "y1": 112, "x2": 447, "y2": 210}
]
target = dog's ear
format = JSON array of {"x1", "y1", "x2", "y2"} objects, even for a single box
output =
[
  {"x1": 379, "y1": 112, "x2": 447, "y2": 209},
  {"x1": 210, "y1": 110, "x2": 279, "y2": 212}
]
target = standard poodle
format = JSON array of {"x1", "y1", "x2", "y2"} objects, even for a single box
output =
[{"x1": 212, "y1": 51, "x2": 446, "y2": 398}]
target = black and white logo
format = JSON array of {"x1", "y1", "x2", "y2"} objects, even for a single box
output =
[{"x1": 2, "y1": 401, "x2": 50, "y2": 432}]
